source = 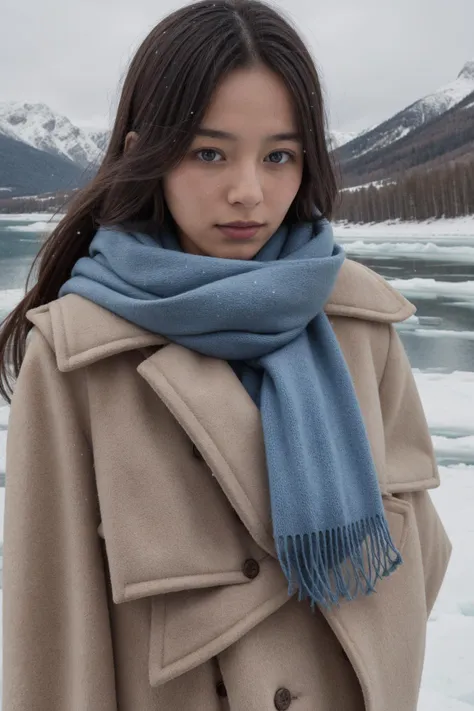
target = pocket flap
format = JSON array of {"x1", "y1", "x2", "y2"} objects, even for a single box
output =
[
  {"x1": 147, "y1": 496, "x2": 411, "y2": 688},
  {"x1": 148, "y1": 556, "x2": 289, "y2": 686}
]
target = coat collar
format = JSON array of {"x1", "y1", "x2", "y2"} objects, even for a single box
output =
[{"x1": 26, "y1": 258, "x2": 414, "y2": 373}]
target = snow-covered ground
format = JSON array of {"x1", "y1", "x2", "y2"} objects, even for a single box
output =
[
  {"x1": 420, "y1": 464, "x2": 474, "y2": 711},
  {"x1": 343, "y1": 240, "x2": 474, "y2": 263},
  {"x1": 389, "y1": 278, "x2": 474, "y2": 301},
  {"x1": 414, "y1": 371, "x2": 474, "y2": 438},
  {"x1": 4, "y1": 220, "x2": 57, "y2": 234},
  {"x1": 399, "y1": 315, "x2": 474, "y2": 342},
  {"x1": 0, "y1": 290, "x2": 26, "y2": 318},
  {"x1": 334, "y1": 216, "x2": 474, "y2": 238},
  {"x1": 341, "y1": 179, "x2": 397, "y2": 193},
  {"x1": 0, "y1": 213, "x2": 63, "y2": 222}
]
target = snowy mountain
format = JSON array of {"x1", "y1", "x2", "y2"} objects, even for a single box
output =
[
  {"x1": 0, "y1": 102, "x2": 104, "y2": 168},
  {"x1": 338, "y1": 87, "x2": 474, "y2": 188},
  {"x1": 423, "y1": 59, "x2": 474, "y2": 115},
  {"x1": 87, "y1": 129, "x2": 110, "y2": 153},
  {"x1": 339, "y1": 60, "x2": 474, "y2": 162},
  {"x1": 328, "y1": 130, "x2": 360, "y2": 150},
  {"x1": 0, "y1": 133, "x2": 86, "y2": 198}
]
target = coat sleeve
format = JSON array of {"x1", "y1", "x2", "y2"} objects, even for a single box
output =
[
  {"x1": 2, "y1": 330, "x2": 117, "y2": 710},
  {"x1": 379, "y1": 325, "x2": 452, "y2": 616}
]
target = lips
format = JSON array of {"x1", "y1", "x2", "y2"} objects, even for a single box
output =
[
  {"x1": 220, "y1": 223, "x2": 263, "y2": 228},
  {"x1": 217, "y1": 225, "x2": 262, "y2": 240}
]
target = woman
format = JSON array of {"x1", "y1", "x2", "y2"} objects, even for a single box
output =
[{"x1": 1, "y1": 1, "x2": 451, "y2": 709}]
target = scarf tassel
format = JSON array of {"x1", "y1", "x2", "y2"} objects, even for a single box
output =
[{"x1": 276, "y1": 515, "x2": 403, "y2": 608}]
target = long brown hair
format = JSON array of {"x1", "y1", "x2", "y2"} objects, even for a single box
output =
[{"x1": 0, "y1": 0, "x2": 338, "y2": 403}]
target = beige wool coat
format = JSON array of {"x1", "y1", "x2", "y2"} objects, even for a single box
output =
[{"x1": 3, "y1": 259, "x2": 451, "y2": 711}]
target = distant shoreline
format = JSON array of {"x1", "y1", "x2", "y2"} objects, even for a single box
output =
[
  {"x1": 334, "y1": 216, "x2": 474, "y2": 238},
  {"x1": 0, "y1": 213, "x2": 64, "y2": 222},
  {"x1": 1, "y1": 213, "x2": 473, "y2": 238}
]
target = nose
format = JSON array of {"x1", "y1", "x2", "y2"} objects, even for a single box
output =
[{"x1": 227, "y1": 163, "x2": 264, "y2": 206}]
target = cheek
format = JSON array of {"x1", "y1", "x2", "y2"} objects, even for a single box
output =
[
  {"x1": 284, "y1": 166, "x2": 304, "y2": 202},
  {"x1": 165, "y1": 168, "x2": 217, "y2": 207},
  {"x1": 266, "y1": 162, "x2": 303, "y2": 193},
  {"x1": 162, "y1": 170, "x2": 183, "y2": 205},
  {"x1": 287, "y1": 161, "x2": 304, "y2": 188},
  {"x1": 266, "y1": 176, "x2": 301, "y2": 212}
]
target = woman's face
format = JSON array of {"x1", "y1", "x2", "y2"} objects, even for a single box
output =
[{"x1": 162, "y1": 65, "x2": 304, "y2": 259}]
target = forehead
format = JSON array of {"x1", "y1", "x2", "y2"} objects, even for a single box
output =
[{"x1": 202, "y1": 66, "x2": 298, "y2": 136}]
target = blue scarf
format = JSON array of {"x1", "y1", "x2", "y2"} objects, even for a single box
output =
[{"x1": 59, "y1": 212, "x2": 402, "y2": 607}]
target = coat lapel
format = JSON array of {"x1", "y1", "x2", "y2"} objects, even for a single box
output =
[{"x1": 137, "y1": 343, "x2": 276, "y2": 558}]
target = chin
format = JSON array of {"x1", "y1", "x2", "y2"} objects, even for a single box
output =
[{"x1": 217, "y1": 244, "x2": 261, "y2": 260}]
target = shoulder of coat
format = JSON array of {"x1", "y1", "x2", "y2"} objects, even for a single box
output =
[
  {"x1": 26, "y1": 294, "x2": 167, "y2": 372},
  {"x1": 326, "y1": 259, "x2": 415, "y2": 323},
  {"x1": 25, "y1": 260, "x2": 413, "y2": 372}
]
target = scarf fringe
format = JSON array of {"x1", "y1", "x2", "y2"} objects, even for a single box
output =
[{"x1": 276, "y1": 515, "x2": 403, "y2": 608}]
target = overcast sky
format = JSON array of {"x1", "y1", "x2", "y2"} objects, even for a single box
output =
[{"x1": 1, "y1": 0, "x2": 473, "y2": 133}]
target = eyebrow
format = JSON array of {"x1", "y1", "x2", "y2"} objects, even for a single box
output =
[{"x1": 195, "y1": 127, "x2": 303, "y2": 143}]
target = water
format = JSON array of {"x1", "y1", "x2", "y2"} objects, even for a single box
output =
[
  {"x1": 0, "y1": 219, "x2": 46, "y2": 321},
  {"x1": 349, "y1": 253, "x2": 474, "y2": 372},
  {"x1": 0, "y1": 220, "x2": 49, "y2": 487},
  {"x1": 0, "y1": 219, "x2": 473, "y2": 375}
]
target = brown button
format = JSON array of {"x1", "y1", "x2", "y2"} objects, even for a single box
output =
[
  {"x1": 192, "y1": 444, "x2": 204, "y2": 460},
  {"x1": 242, "y1": 558, "x2": 260, "y2": 579},
  {"x1": 274, "y1": 687, "x2": 292, "y2": 711},
  {"x1": 216, "y1": 681, "x2": 227, "y2": 698}
]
